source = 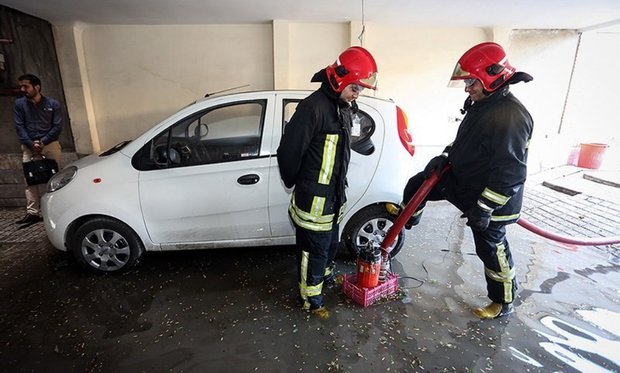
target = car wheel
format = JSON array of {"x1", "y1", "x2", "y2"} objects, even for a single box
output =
[
  {"x1": 71, "y1": 217, "x2": 144, "y2": 273},
  {"x1": 342, "y1": 204, "x2": 405, "y2": 258}
]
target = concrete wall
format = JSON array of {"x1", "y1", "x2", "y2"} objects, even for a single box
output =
[
  {"x1": 356, "y1": 24, "x2": 489, "y2": 171},
  {"x1": 562, "y1": 29, "x2": 620, "y2": 169},
  {"x1": 60, "y1": 24, "x2": 273, "y2": 151},
  {"x1": 508, "y1": 30, "x2": 581, "y2": 171},
  {"x1": 287, "y1": 23, "x2": 349, "y2": 89},
  {"x1": 52, "y1": 21, "x2": 619, "y2": 171}
]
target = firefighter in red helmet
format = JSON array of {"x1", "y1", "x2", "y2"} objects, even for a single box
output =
[
  {"x1": 397, "y1": 42, "x2": 533, "y2": 319},
  {"x1": 277, "y1": 46, "x2": 378, "y2": 319}
]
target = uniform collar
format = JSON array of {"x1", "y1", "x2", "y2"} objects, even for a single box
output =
[{"x1": 472, "y1": 86, "x2": 510, "y2": 109}]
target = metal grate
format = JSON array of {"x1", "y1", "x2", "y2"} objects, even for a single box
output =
[{"x1": 522, "y1": 186, "x2": 620, "y2": 240}]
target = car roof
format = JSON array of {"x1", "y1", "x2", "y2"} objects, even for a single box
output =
[{"x1": 194, "y1": 89, "x2": 395, "y2": 105}]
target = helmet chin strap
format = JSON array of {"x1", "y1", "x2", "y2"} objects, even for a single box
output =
[
  {"x1": 460, "y1": 89, "x2": 494, "y2": 114},
  {"x1": 350, "y1": 100, "x2": 359, "y2": 113},
  {"x1": 460, "y1": 96, "x2": 473, "y2": 114}
]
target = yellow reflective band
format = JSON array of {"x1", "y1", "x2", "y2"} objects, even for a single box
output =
[
  {"x1": 491, "y1": 213, "x2": 521, "y2": 222},
  {"x1": 412, "y1": 209, "x2": 424, "y2": 217},
  {"x1": 488, "y1": 242, "x2": 515, "y2": 303},
  {"x1": 484, "y1": 266, "x2": 515, "y2": 283},
  {"x1": 306, "y1": 282, "x2": 323, "y2": 297},
  {"x1": 318, "y1": 134, "x2": 338, "y2": 185},
  {"x1": 337, "y1": 203, "x2": 347, "y2": 224},
  {"x1": 526, "y1": 139, "x2": 531, "y2": 149},
  {"x1": 290, "y1": 199, "x2": 333, "y2": 224},
  {"x1": 300, "y1": 251, "x2": 309, "y2": 300},
  {"x1": 477, "y1": 200, "x2": 494, "y2": 212},
  {"x1": 311, "y1": 196, "x2": 326, "y2": 218},
  {"x1": 482, "y1": 187, "x2": 510, "y2": 206},
  {"x1": 289, "y1": 206, "x2": 333, "y2": 232}
]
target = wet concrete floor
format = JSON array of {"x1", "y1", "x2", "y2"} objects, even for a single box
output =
[{"x1": 1, "y1": 202, "x2": 619, "y2": 372}]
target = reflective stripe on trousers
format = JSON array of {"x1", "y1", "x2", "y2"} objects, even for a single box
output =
[
  {"x1": 472, "y1": 222, "x2": 517, "y2": 304},
  {"x1": 296, "y1": 224, "x2": 339, "y2": 310}
]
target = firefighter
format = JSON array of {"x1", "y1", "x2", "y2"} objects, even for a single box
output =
[
  {"x1": 398, "y1": 42, "x2": 534, "y2": 319},
  {"x1": 277, "y1": 46, "x2": 378, "y2": 319}
]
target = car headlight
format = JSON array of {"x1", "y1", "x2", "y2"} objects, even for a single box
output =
[{"x1": 47, "y1": 166, "x2": 78, "y2": 192}]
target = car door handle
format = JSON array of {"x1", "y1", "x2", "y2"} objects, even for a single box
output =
[{"x1": 237, "y1": 174, "x2": 260, "y2": 185}]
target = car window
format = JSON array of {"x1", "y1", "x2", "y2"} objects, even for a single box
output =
[
  {"x1": 134, "y1": 100, "x2": 266, "y2": 170},
  {"x1": 282, "y1": 100, "x2": 375, "y2": 155}
]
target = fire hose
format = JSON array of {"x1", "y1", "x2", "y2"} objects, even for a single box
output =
[{"x1": 380, "y1": 166, "x2": 620, "y2": 261}]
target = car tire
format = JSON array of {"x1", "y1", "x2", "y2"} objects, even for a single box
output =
[
  {"x1": 342, "y1": 204, "x2": 405, "y2": 258},
  {"x1": 71, "y1": 217, "x2": 144, "y2": 273}
]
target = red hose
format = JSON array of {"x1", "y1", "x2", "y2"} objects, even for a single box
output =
[
  {"x1": 381, "y1": 166, "x2": 620, "y2": 252},
  {"x1": 516, "y1": 218, "x2": 620, "y2": 246},
  {"x1": 380, "y1": 166, "x2": 449, "y2": 254}
]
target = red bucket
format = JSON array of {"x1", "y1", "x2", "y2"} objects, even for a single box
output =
[{"x1": 577, "y1": 143, "x2": 609, "y2": 169}]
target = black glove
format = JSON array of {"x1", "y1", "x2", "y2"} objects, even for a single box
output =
[
  {"x1": 462, "y1": 206, "x2": 492, "y2": 232},
  {"x1": 423, "y1": 155, "x2": 448, "y2": 178}
]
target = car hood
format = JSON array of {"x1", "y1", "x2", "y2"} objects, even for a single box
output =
[{"x1": 68, "y1": 151, "x2": 128, "y2": 170}]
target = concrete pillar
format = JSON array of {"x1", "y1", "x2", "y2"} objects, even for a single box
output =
[
  {"x1": 272, "y1": 20, "x2": 289, "y2": 90},
  {"x1": 53, "y1": 22, "x2": 100, "y2": 154}
]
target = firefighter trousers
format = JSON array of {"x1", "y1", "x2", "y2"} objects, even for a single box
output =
[
  {"x1": 472, "y1": 222, "x2": 517, "y2": 304},
  {"x1": 402, "y1": 171, "x2": 517, "y2": 304},
  {"x1": 295, "y1": 224, "x2": 339, "y2": 310}
]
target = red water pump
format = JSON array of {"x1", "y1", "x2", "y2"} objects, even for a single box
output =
[{"x1": 356, "y1": 244, "x2": 382, "y2": 288}]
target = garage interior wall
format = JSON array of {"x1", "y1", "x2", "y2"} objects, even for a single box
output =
[
  {"x1": 52, "y1": 21, "x2": 620, "y2": 172},
  {"x1": 562, "y1": 30, "x2": 620, "y2": 154}
]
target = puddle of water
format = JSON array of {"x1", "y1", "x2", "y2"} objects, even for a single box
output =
[{"x1": 528, "y1": 308, "x2": 620, "y2": 372}]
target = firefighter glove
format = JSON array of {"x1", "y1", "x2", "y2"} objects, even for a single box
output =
[
  {"x1": 463, "y1": 205, "x2": 492, "y2": 232},
  {"x1": 423, "y1": 154, "x2": 449, "y2": 178}
]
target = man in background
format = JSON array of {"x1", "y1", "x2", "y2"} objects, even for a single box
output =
[{"x1": 14, "y1": 73, "x2": 63, "y2": 224}]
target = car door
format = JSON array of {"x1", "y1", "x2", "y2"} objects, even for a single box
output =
[
  {"x1": 137, "y1": 95, "x2": 275, "y2": 245},
  {"x1": 268, "y1": 93, "x2": 383, "y2": 238},
  {"x1": 267, "y1": 94, "x2": 306, "y2": 238}
]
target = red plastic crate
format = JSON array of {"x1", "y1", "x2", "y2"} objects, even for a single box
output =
[{"x1": 343, "y1": 272, "x2": 399, "y2": 307}]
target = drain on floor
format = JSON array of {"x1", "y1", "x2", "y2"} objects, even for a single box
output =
[{"x1": 542, "y1": 181, "x2": 581, "y2": 196}]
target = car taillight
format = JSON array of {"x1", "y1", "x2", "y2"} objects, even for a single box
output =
[{"x1": 396, "y1": 106, "x2": 415, "y2": 156}]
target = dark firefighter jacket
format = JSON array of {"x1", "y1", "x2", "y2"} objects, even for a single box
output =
[
  {"x1": 277, "y1": 81, "x2": 353, "y2": 232},
  {"x1": 443, "y1": 86, "x2": 533, "y2": 224}
]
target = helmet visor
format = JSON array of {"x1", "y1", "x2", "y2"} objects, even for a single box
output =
[
  {"x1": 451, "y1": 62, "x2": 472, "y2": 78},
  {"x1": 448, "y1": 62, "x2": 472, "y2": 88},
  {"x1": 358, "y1": 72, "x2": 377, "y2": 90},
  {"x1": 448, "y1": 77, "x2": 479, "y2": 88}
]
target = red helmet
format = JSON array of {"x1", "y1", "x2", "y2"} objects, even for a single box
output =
[
  {"x1": 326, "y1": 46, "x2": 378, "y2": 93},
  {"x1": 449, "y1": 42, "x2": 515, "y2": 92}
]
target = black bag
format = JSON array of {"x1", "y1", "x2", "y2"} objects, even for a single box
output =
[{"x1": 23, "y1": 156, "x2": 59, "y2": 186}]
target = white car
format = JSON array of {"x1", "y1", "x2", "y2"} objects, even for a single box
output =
[{"x1": 42, "y1": 90, "x2": 415, "y2": 273}]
